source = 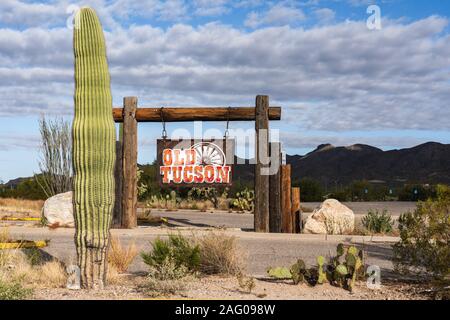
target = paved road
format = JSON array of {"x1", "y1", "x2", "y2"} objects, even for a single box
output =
[
  {"x1": 8, "y1": 226, "x2": 398, "y2": 277},
  {"x1": 5, "y1": 202, "x2": 410, "y2": 277},
  {"x1": 146, "y1": 201, "x2": 417, "y2": 230}
]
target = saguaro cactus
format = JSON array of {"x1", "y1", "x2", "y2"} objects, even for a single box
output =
[{"x1": 72, "y1": 7, "x2": 116, "y2": 289}]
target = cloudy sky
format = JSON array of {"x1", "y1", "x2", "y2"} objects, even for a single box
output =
[{"x1": 0, "y1": 0, "x2": 449, "y2": 182}]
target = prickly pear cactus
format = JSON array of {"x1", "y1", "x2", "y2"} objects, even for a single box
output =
[
  {"x1": 267, "y1": 267, "x2": 292, "y2": 279},
  {"x1": 72, "y1": 7, "x2": 116, "y2": 289},
  {"x1": 317, "y1": 256, "x2": 327, "y2": 284},
  {"x1": 290, "y1": 259, "x2": 307, "y2": 285}
]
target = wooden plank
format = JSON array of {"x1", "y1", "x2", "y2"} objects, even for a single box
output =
[
  {"x1": 121, "y1": 97, "x2": 138, "y2": 229},
  {"x1": 113, "y1": 107, "x2": 281, "y2": 122},
  {"x1": 269, "y1": 142, "x2": 282, "y2": 233},
  {"x1": 280, "y1": 164, "x2": 292, "y2": 233},
  {"x1": 254, "y1": 95, "x2": 270, "y2": 233},
  {"x1": 291, "y1": 187, "x2": 300, "y2": 234}
]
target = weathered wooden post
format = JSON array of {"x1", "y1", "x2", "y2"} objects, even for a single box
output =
[
  {"x1": 122, "y1": 97, "x2": 138, "y2": 228},
  {"x1": 280, "y1": 164, "x2": 292, "y2": 233},
  {"x1": 254, "y1": 95, "x2": 270, "y2": 232},
  {"x1": 112, "y1": 124, "x2": 123, "y2": 228},
  {"x1": 269, "y1": 142, "x2": 282, "y2": 233},
  {"x1": 291, "y1": 187, "x2": 301, "y2": 233}
]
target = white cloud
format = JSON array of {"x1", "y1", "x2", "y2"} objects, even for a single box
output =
[
  {"x1": 245, "y1": 4, "x2": 305, "y2": 28},
  {"x1": 0, "y1": 8, "x2": 448, "y2": 142},
  {"x1": 0, "y1": 0, "x2": 64, "y2": 27},
  {"x1": 193, "y1": 0, "x2": 230, "y2": 17},
  {"x1": 314, "y1": 8, "x2": 335, "y2": 24}
]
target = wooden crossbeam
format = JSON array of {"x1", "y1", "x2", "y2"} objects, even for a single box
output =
[{"x1": 113, "y1": 106, "x2": 281, "y2": 122}]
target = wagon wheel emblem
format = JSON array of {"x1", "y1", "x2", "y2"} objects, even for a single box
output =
[{"x1": 191, "y1": 142, "x2": 226, "y2": 166}]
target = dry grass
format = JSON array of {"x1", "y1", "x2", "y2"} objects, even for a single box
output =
[
  {"x1": 108, "y1": 236, "x2": 138, "y2": 273},
  {"x1": 0, "y1": 227, "x2": 10, "y2": 242},
  {"x1": 0, "y1": 249, "x2": 67, "y2": 289},
  {"x1": 196, "y1": 232, "x2": 246, "y2": 276},
  {"x1": 0, "y1": 198, "x2": 44, "y2": 217},
  {"x1": 106, "y1": 264, "x2": 122, "y2": 285},
  {"x1": 37, "y1": 261, "x2": 67, "y2": 288}
]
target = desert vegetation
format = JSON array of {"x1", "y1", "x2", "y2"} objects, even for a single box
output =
[
  {"x1": 0, "y1": 240, "x2": 68, "y2": 299},
  {"x1": 141, "y1": 232, "x2": 245, "y2": 297}
]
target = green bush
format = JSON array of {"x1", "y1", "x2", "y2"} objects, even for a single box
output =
[
  {"x1": 141, "y1": 234, "x2": 200, "y2": 273},
  {"x1": 0, "y1": 280, "x2": 32, "y2": 300},
  {"x1": 362, "y1": 209, "x2": 394, "y2": 234},
  {"x1": 393, "y1": 185, "x2": 450, "y2": 280}
]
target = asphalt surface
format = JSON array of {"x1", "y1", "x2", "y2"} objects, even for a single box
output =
[
  {"x1": 147, "y1": 201, "x2": 417, "y2": 230},
  {"x1": 4, "y1": 202, "x2": 412, "y2": 277},
  {"x1": 8, "y1": 225, "x2": 398, "y2": 277}
]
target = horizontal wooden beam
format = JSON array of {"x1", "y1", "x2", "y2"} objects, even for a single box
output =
[{"x1": 112, "y1": 107, "x2": 281, "y2": 122}]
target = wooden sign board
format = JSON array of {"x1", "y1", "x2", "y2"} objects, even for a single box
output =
[{"x1": 157, "y1": 139, "x2": 235, "y2": 186}]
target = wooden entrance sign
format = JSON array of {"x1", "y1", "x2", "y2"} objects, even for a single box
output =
[
  {"x1": 113, "y1": 95, "x2": 282, "y2": 230},
  {"x1": 156, "y1": 139, "x2": 235, "y2": 186}
]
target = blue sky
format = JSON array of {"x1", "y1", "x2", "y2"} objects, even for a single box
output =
[{"x1": 0, "y1": 0, "x2": 449, "y2": 182}]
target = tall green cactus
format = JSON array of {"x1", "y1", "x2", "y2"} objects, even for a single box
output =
[{"x1": 72, "y1": 7, "x2": 116, "y2": 289}]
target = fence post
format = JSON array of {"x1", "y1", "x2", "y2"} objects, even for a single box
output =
[
  {"x1": 122, "y1": 97, "x2": 138, "y2": 229},
  {"x1": 269, "y1": 142, "x2": 282, "y2": 233},
  {"x1": 254, "y1": 95, "x2": 270, "y2": 232},
  {"x1": 291, "y1": 187, "x2": 301, "y2": 234},
  {"x1": 280, "y1": 164, "x2": 292, "y2": 233},
  {"x1": 112, "y1": 124, "x2": 123, "y2": 228}
]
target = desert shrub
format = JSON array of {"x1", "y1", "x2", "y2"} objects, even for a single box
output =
[
  {"x1": 36, "y1": 116, "x2": 72, "y2": 198},
  {"x1": 362, "y1": 209, "x2": 394, "y2": 234},
  {"x1": 393, "y1": 185, "x2": 450, "y2": 280},
  {"x1": 0, "y1": 280, "x2": 32, "y2": 300},
  {"x1": 108, "y1": 236, "x2": 138, "y2": 273},
  {"x1": 196, "y1": 232, "x2": 245, "y2": 276},
  {"x1": 231, "y1": 188, "x2": 254, "y2": 212},
  {"x1": 141, "y1": 234, "x2": 200, "y2": 273},
  {"x1": 145, "y1": 257, "x2": 192, "y2": 297},
  {"x1": 188, "y1": 187, "x2": 228, "y2": 209}
]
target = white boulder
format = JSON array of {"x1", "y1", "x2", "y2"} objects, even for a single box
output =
[
  {"x1": 304, "y1": 199, "x2": 354, "y2": 235},
  {"x1": 42, "y1": 191, "x2": 74, "y2": 227}
]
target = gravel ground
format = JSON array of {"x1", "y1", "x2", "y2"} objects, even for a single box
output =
[{"x1": 31, "y1": 274, "x2": 429, "y2": 300}]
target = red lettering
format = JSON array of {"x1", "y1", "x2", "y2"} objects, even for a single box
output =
[
  {"x1": 216, "y1": 166, "x2": 231, "y2": 183},
  {"x1": 185, "y1": 149, "x2": 196, "y2": 165},
  {"x1": 173, "y1": 149, "x2": 184, "y2": 165},
  {"x1": 183, "y1": 166, "x2": 194, "y2": 183},
  {"x1": 204, "y1": 165, "x2": 215, "y2": 183},
  {"x1": 172, "y1": 166, "x2": 183, "y2": 183},
  {"x1": 194, "y1": 165, "x2": 204, "y2": 183},
  {"x1": 160, "y1": 166, "x2": 172, "y2": 183},
  {"x1": 163, "y1": 149, "x2": 173, "y2": 166}
]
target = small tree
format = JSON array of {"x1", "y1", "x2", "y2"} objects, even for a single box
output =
[
  {"x1": 393, "y1": 185, "x2": 450, "y2": 280},
  {"x1": 36, "y1": 116, "x2": 72, "y2": 198}
]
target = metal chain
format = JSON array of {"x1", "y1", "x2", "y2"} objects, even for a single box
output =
[
  {"x1": 160, "y1": 107, "x2": 167, "y2": 139},
  {"x1": 224, "y1": 106, "x2": 231, "y2": 139}
]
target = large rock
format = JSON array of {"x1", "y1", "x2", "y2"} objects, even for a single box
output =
[
  {"x1": 304, "y1": 199, "x2": 354, "y2": 235},
  {"x1": 42, "y1": 191, "x2": 74, "y2": 227}
]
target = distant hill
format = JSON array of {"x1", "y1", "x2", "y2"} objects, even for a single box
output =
[
  {"x1": 234, "y1": 142, "x2": 450, "y2": 187},
  {"x1": 3, "y1": 142, "x2": 449, "y2": 190}
]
